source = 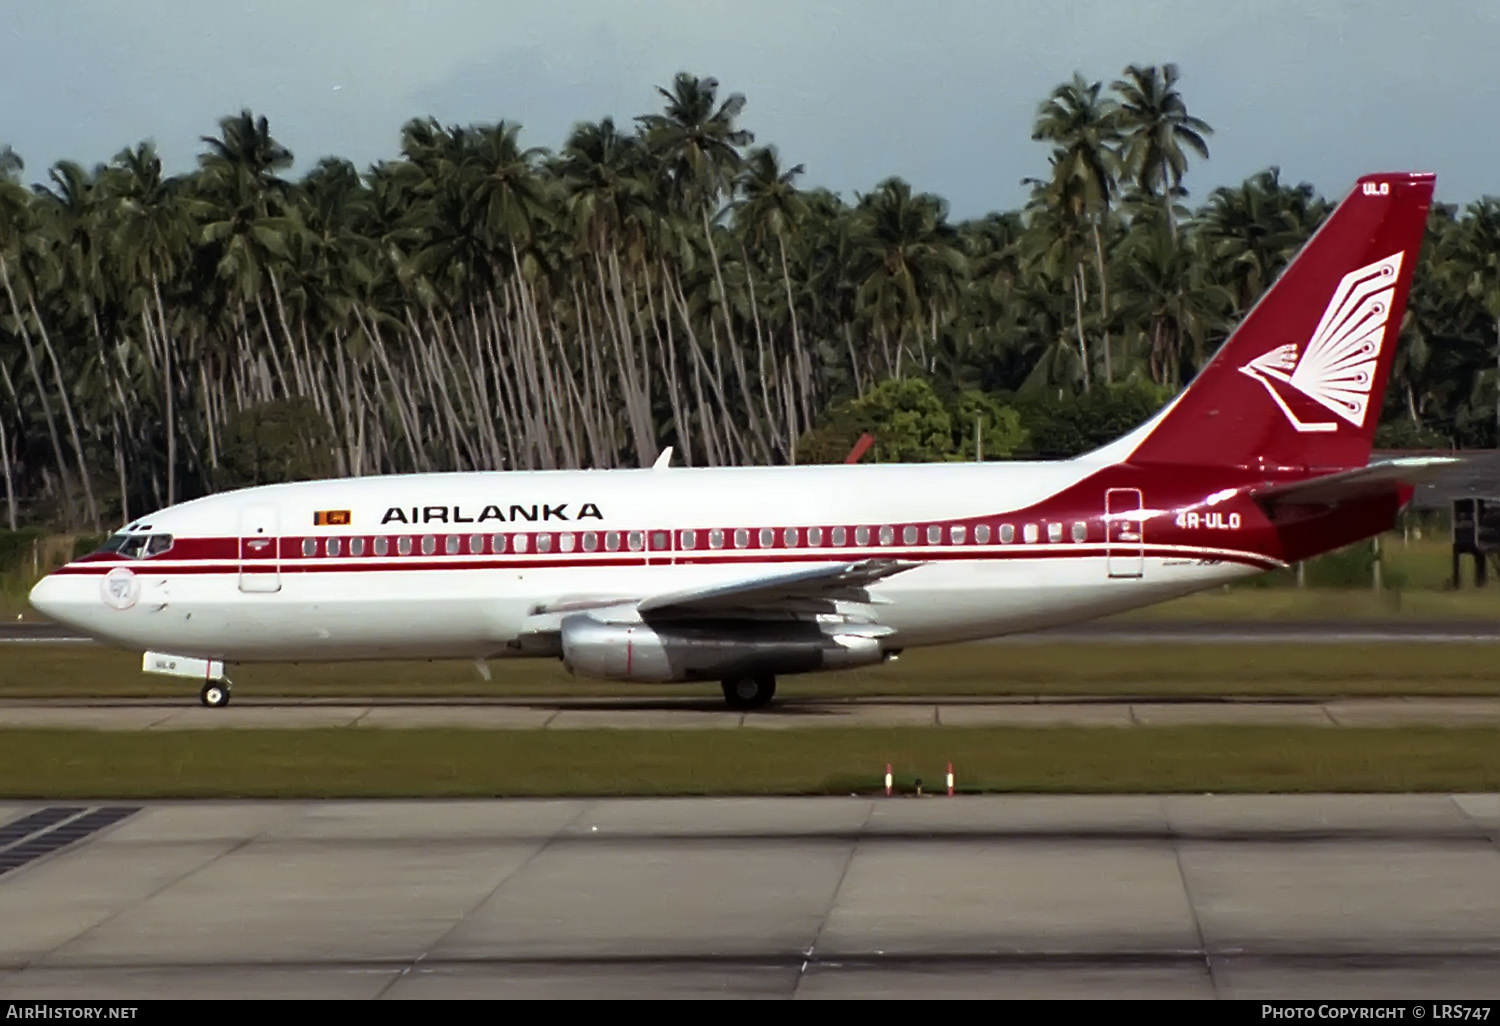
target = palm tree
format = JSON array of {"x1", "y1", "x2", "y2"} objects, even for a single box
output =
[
  {"x1": 1030, "y1": 73, "x2": 1121, "y2": 382},
  {"x1": 1115, "y1": 211, "x2": 1232, "y2": 387},
  {"x1": 1199, "y1": 167, "x2": 1330, "y2": 315},
  {"x1": 635, "y1": 72, "x2": 753, "y2": 217},
  {"x1": 1111, "y1": 63, "x2": 1213, "y2": 238},
  {"x1": 848, "y1": 177, "x2": 967, "y2": 382}
]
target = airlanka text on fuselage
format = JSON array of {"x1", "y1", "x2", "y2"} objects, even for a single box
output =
[
  {"x1": 29, "y1": 171, "x2": 1455, "y2": 711},
  {"x1": 379, "y1": 503, "x2": 604, "y2": 524}
]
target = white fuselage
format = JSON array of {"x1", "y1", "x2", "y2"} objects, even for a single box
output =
[{"x1": 30, "y1": 459, "x2": 1275, "y2": 668}]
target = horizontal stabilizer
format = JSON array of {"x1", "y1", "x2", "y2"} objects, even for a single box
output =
[{"x1": 1249, "y1": 456, "x2": 1461, "y2": 507}]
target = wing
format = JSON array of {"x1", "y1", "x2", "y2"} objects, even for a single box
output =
[
  {"x1": 528, "y1": 557, "x2": 918, "y2": 620},
  {"x1": 508, "y1": 558, "x2": 919, "y2": 654},
  {"x1": 637, "y1": 558, "x2": 918, "y2": 617},
  {"x1": 1248, "y1": 456, "x2": 1460, "y2": 507}
]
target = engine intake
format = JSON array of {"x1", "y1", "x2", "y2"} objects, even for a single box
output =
[{"x1": 559, "y1": 614, "x2": 888, "y2": 683}]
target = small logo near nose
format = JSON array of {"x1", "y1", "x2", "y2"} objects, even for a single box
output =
[{"x1": 101, "y1": 567, "x2": 140, "y2": 610}]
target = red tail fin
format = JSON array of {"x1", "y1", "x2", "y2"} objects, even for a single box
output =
[{"x1": 1092, "y1": 171, "x2": 1434, "y2": 471}]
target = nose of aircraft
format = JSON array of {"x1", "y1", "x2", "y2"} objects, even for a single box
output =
[{"x1": 28, "y1": 572, "x2": 68, "y2": 623}]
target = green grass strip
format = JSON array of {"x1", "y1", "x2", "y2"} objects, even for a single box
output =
[
  {"x1": 2, "y1": 726, "x2": 1500, "y2": 798},
  {"x1": 9, "y1": 641, "x2": 1500, "y2": 699}
]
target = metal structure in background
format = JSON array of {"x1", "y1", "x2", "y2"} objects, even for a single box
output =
[
  {"x1": 1451, "y1": 497, "x2": 1500, "y2": 588},
  {"x1": 1370, "y1": 449, "x2": 1500, "y2": 589}
]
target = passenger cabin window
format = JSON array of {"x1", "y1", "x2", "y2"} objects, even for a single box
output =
[
  {"x1": 398, "y1": 536, "x2": 413, "y2": 556},
  {"x1": 1072, "y1": 521, "x2": 1087, "y2": 542},
  {"x1": 975, "y1": 524, "x2": 990, "y2": 544},
  {"x1": 302, "y1": 538, "x2": 317, "y2": 557},
  {"x1": 651, "y1": 531, "x2": 669, "y2": 551},
  {"x1": 350, "y1": 537, "x2": 365, "y2": 557},
  {"x1": 1023, "y1": 524, "x2": 1039, "y2": 544},
  {"x1": 902, "y1": 525, "x2": 917, "y2": 545},
  {"x1": 490, "y1": 533, "x2": 506, "y2": 553},
  {"x1": 809, "y1": 527, "x2": 823, "y2": 546},
  {"x1": 928, "y1": 525, "x2": 942, "y2": 544},
  {"x1": 734, "y1": 528, "x2": 749, "y2": 548},
  {"x1": 627, "y1": 531, "x2": 643, "y2": 551},
  {"x1": 421, "y1": 535, "x2": 436, "y2": 555},
  {"x1": 469, "y1": 534, "x2": 483, "y2": 554},
  {"x1": 709, "y1": 529, "x2": 724, "y2": 549},
  {"x1": 681, "y1": 530, "x2": 697, "y2": 550},
  {"x1": 374, "y1": 537, "x2": 389, "y2": 556},
  {"x1": 759, "y1": 528, "x2": 773, "y2": 547},
  {"x1": 833, "y1": 527, "x2": 847, "y2": 546},
  {"x1": 560, "y1": 533, "x2": 575, "y2": 552},
  {"x1": 327, "y1": 538, "x2": 341, "y2": 557},
  {"x1": 950, "y1": 525, "x2": 966, "y2": 544},
  {"x1": 536, "y1": 533, "x2": 552, "y2": 553},
  {"x1": 583, "y1": 533, "x2": 598, "y2": 552},
  {"x1": 855, "y1": 526, "x2": 870, "y2": 545},
  {"x1": 784, "y1": 528, "x2": 799, "y2": 547},
  {"x1": 999, "y1": 524, "x2": 1014, "y2": 544},
  {"x1": 513, "y1": 535, "x2": 529, "y2": 553},
  {"x1": 445, "y1": 535, "x2": 460, "y2": 555},
  {"x1": 1048, "y1": 523, "x2": 1063, "y2": 543},
  {"x1": 879, "y1": 526, "x2": 894, "y2": 545},
  {"x1": 606, "y1": 532, "x2": 620, "y2": 551}
]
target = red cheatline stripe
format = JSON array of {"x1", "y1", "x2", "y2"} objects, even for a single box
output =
[{"x1": 50, "y1": 546, "x2": 1284, "y2": 575}]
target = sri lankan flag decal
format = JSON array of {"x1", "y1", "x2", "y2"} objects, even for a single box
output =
[{"x1": 313, "y1": 510, "x2": 351, "y2": 526}]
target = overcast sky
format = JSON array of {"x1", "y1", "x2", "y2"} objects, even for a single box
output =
[{"x1": 4, "y1": 1, "x2": 1495, "y2": 220}]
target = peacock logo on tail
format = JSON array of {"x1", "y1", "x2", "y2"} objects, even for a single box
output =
[{"x1": 1238, "y1": 252, "x2": 1402, "y2": 433}]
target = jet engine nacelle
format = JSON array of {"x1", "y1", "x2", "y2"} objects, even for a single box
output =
[{"x1": 559, "y1": 613, "x2": 888, "y2": 683}]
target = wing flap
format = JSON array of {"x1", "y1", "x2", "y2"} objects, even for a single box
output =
[
  {"x1": 638, "y1": 558, "x2": 919, "y2": 617},
  {"x1": 1249, "y1": 456, "x2": 1461, "y2": 507}
]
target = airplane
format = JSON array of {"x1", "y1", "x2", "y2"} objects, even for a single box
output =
[{"x1": 28, "y1": 171, "x2": 1457, "y2": 712}]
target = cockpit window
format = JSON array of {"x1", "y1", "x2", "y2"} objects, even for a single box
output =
[{"x1": 95, "y1": 533, "x2": 172, "y2": 559}]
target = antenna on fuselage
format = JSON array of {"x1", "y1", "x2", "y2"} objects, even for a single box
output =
[{"x1": 652, "y1": 447, "x2": 673, "y2": 470}]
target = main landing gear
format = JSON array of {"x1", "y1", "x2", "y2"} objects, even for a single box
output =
[
  {"x1": 721, "y1": 674, "x2": 776, "y2": 711},
  {"x1": 199, "y1": 680, "x2": 232, "y2": 708}
]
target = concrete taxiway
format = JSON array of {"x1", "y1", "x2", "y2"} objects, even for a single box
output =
[
  {"x1": 2, "y1": 795, "x2": 1500, "y2": 999},
  {"x1": 5, "y1": 695, "x2": 1500, "y2": 729}
]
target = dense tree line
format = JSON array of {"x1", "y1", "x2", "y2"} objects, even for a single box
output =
[{"x1": 1, "y1": 63, "x2": 1497, "y2": 532}]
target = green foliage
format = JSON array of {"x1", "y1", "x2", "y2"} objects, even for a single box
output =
[
  {"x1": 796, "y1": 378, "x2": 1027, "y2": 464},
  {"x1": 1009, "y1": 379, "x2": 1173, "y2": 458},
  {"x1": 0, "y1": 529, "x2": 44, "y2": 575},
  {"x1": 71, "y1": 534, "x2": 107, "y2": 559},
  {"x1": 214, "y1": 398, "x2": 338, "y2": 490},
  {"x1": 1375, "y1": 419, "x2": 1452, "y2": 450},
  {"x1": 1, "y1": 63, "x2": 1495, "y2": 534}
]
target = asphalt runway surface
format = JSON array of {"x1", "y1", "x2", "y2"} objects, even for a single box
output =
[
  {"x1": 2, "y1": 795, "x2": 1500, "y2": 999},
  {"x1": 6, "y1": 619, "x2": 1500, "y2": 644},
  {"x1": 6, "y1": 694, "x2": 1500, "y2": 729}
]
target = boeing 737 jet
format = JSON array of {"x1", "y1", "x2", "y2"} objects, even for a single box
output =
[{"x1": 29, "y1": 171, "x2": 1455, "y2": 711}]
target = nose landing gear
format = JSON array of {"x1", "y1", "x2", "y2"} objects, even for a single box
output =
[{"x1": 199, "y1": 680, "x2": 232, "y2": 708}]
